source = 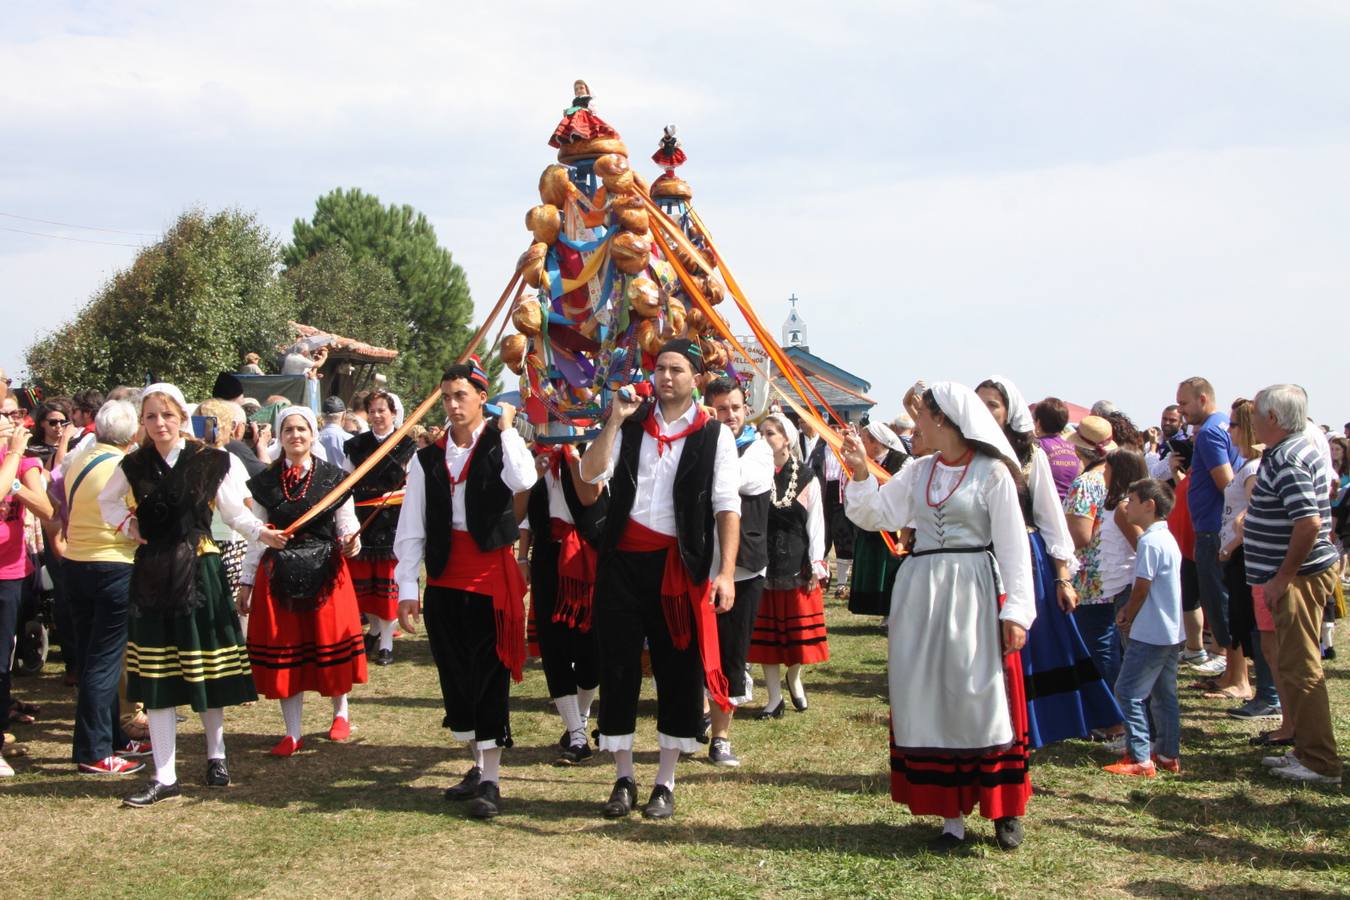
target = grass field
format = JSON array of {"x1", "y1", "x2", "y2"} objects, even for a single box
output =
[{"x1": 2, "y1": 590, "x2": 1347, "y2": 899}]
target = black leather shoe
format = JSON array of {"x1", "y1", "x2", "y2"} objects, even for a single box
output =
[
  {"x1": 695, "y1": 714, "x2": 712, "y2": 744},
  {"x1": 205, "y1": 758, "x2": 230, "y2": 787},
  {"x1": 558, "y1": 729, "x2": 571, "y2": 750},
  {"x1": 642, "y1": 784, "x2": 675, "y2": 820},
  {"x1": 994, "y1": 816, "x2": 1024, "y2": 851},
  {"x1": 927, "y1": 831, "x2": 967, "y2": 853},
  {"x1": 602, "y1": 777, "x2": 637, "y2": 819},
  {"x1": 755, "y1": 700, "x2": 786, "y2": 721},
  {"x1": 790, "y1": 691, "x2": 808, "y2": 712},
  {"x1": 363, "y1": 632, "x2": 377, "y2": 656},
  {"x1": 468, "y1": 780, "x2": 500, "y2": 819},
  {"x1": 122, "y1": 780, "x2": 182, "y2": 808},
  {"x1": 444, "y1": 765, "x2": 482, "y2": 801},
  {"x1": 375, "y1": 649, "x2": 393, "y2": 667},
  {"x1": 560, "y1": 741, "x2": 593, "y2": 765}
]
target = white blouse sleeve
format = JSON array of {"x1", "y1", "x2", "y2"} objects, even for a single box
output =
[
  {"x1": 844, "y1": 461, "x2": 919, "y2": 533},
  {"x1": 393, "y1": 454, "x2": 428, "y2": 602},
  {"x1": 215, "y1": 452, "x2": 265, "y2": 543},
  {"x1": 583, "y1": 431, "x2": 623, "y2": 485},
  {"x1": 800, "y1": 476, "x2": 829, "y2": 579},
  {"x1": 335, "y1": 495, "x2": 359, "y2": 537},
  {"x1": 240, "y1": 500, "x2": 268, "y2": 586},
  {"x1": 1029, "y1": 447, "x2": 1075, "y2": 563},
  {"x1": 986, "y1": 463, "x2": 1035, "y2": 630},
  {"x1": 499, "y1": 427, "x2": 539, "y2": 493},
  {"x1": 97, "y1": 464, "x2": 135, "y2": 534}
]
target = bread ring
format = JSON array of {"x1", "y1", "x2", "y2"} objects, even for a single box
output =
[{"x1": 525, "y1": 204, "x2": 561, "y2": 245}]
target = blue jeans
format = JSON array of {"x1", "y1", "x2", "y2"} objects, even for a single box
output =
[
  {"x1": 0, "y1": 579, "x2": 21, "y2": 741},
  {"x1": 67, "y1": 561, "x2": 133, "y2": 763},
  {"x1": 1075, "y1": 599, "x2": 1122, "y2": 690},
  {"x1": 1115, "y1": 638, "x2": 1182, "y2": 762},
  {"x1": 1194, "y1": 531, "x2": 1231, "y2": 647}
]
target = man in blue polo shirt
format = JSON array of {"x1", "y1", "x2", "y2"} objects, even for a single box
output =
[{"x1": 1175, "y1": 377, "x2": 1237, "y2": 683}]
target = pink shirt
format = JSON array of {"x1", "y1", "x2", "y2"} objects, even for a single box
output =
[{"x1": 0, "y1": 448, "x2": 42, "y2": 580}]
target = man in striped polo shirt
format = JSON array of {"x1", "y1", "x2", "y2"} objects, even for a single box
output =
[{"x1": 1245, "y1": 384, "x2": 1341, "y2": 785}]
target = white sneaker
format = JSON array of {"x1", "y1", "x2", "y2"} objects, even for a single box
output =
[
  {"x1": 0, "y1": 755, "x2": 13, "y2": 778},
  {"x1": 1274, "y1": 759, "x2": 1342, "y2": 785},
  {"x1": 1192, "y1": 656, "x2": 1228, "y2": 676},
  {"x1": 1262, "y1": 752, "x2": 1298, "y2": 769},
  {"x1": 1179, "y1": 649, "x2": 1210, "y2": 665}
]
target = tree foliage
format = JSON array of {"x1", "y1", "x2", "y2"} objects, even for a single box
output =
[
  {"x1": 284, "y1": 246, "x2": 408, "y2": 351},
  {"x1": 26, "y1": 208, "x2": 294, "y2": 398},
  {"x1": 285, "y1": 188, "x2": 474, "y2": 400}
]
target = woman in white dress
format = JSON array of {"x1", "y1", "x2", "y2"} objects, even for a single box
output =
[{"x1": 844, "y1": 382, "x2": 1035, "y2": 852}]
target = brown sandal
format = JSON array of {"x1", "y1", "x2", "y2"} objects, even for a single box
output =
[{"x1": 1203, "y1": 686, "x2": 1253, "y2": 700}]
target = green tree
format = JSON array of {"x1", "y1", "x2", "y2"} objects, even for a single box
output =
[
  {"x1": 284, "y1": 188, "x2": 473, "y2": 399},
  {"x1": 284, "y1": 246, "x2": 408, "y2": 350},
  {"x1": 26, "y1": 208, "x2": 294, "y2": 398}
]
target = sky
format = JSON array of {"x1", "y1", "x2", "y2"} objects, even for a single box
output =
[{"x1": 3, "y1": 1, "x2": 1349, "y2": 427}]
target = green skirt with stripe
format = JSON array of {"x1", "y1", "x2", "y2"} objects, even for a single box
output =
[
  {"x1": 127, "y1": 551, "x2": 258, "y2": 711},
  {"x1": 847, "y1": 530, "x2": 902, "y2": 617}
]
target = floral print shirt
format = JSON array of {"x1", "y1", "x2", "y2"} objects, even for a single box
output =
[{"x1": 1064, "y1": 466, "x2": 1109, "y2": 604}]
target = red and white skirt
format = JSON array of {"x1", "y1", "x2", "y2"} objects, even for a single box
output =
[{"x1": 748, "y1": 584, "x2": 830, "y2": 666}]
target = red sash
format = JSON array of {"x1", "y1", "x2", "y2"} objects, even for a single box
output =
[
  {"x1": 617, "y1": 520, "x2": 730, "y2": 712},
  {"x1": 550, "y1": 518, "x2": 597, "y2": 631},
  {"x1": 427, "y1": 530, "x2": 527, "y2": 682}
]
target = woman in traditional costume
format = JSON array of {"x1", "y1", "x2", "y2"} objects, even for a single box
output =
[
  {"x1": 976, "y1": 378, "x2": 1122, "y2": 749},
  {"x1": 98, "y1": 384, "x2": 286, "y2": 807},
  {"x1": 748, "y1": 413, "x2": 830, "y2": 718},
  {"x1": 343, "y1": 390, "x2": 415, "y2": 666},
  {"x1": 846, "y1": 422, "x2": 909, "y2": 617},
  {"x1": 844, "y1": 382, "x2": 1034, "y2": 852},
  {"x1": 238, "y1": 406, "x2": 368, "y2": 755},
  {"x1": 548, "y1": 80, "x2": 619, "y2": 149}
]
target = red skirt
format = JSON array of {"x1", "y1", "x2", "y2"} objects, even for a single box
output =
[
  {"x1": 348, "y1": 556, "x2": 398, "y2": 620},
  {"x1": 247, "y1": 560, "x2": 369, "y2": 700},
  {"x1": 888, "y1": 649, "x2": 1031, "y2": 820},
  {"x1": 748, "y1": 584, "x2": 830, "y2": 666}
]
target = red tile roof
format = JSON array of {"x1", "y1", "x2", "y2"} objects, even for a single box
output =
[{"x1": 287, "y1": 322, "x2": 398, "y2": 363}]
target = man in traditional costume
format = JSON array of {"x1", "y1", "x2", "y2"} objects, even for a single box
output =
[
  {"x1": 394, "y1": 360, "x2": 537, "y2": 819},
  {"x1": 577, "y1": 339, "x2": 740, "y2": 819}
]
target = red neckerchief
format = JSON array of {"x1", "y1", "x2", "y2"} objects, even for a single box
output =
[
  {"x1": 642, "y1": 404, "x2": 710, "y2": 456},
  {"x1": 547, "y1": 444, "x2": 574, "y2": 478},
  {"x1": 440, "y1": 424, "x2": 483, "y2": 496}
]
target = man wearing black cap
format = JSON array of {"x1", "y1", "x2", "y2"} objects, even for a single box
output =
[
  {"x1": 393, "y1": 359, "x2": 536, "y2": 819},
  {"x1": 577, "y1": 338, "x2": 741, "y2": 820},
  {"x1": 317, "y1": 395, "x2": 348, "y2": 465},
  {"x1": 212, "y1": 372, "x2": 245, "y2": 403}
]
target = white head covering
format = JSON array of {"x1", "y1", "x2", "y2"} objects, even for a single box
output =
[
  {"x1": 276, "y1": 405, "x2": 319, "y2": 437},
  {"x1": 987, "y1": 375, "x2": 1034, "y2": 434},
  {"x1": 142, "y1": 382, "x2": 188, "y2": 415},
  {"x1": 388, "y1": 392, "x2": 405, "y2": 428},
  {"x1": 763, "y1": 412, "x2": 801, "y2": 459},
  {"x1": 929, "y1": 381, "x2": 1018, "y2": 467},
  {"x1": 865, "y1": 420, "x2": 905, "y2": 454}
]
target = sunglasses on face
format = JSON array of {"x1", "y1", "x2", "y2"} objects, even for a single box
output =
[
  {"x1": 4, "y1": 410, "x2": 25, "y2": 420},
  {"x1": 45, "y1": 418, "x2": 68, "y2": 426}
]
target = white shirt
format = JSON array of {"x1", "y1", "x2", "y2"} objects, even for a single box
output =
[
  {"x1": 392, "y1": 421, "x2": 536, "y2": 601},
  {"x1": 584, "y1": 402, "x2": 741, "y2": 537},
  {"x1": 60, "y1": 431, "x2": 98, "y2": 476},
  {"x1": 97, "y1": 440, "x2": 266, "y2": 544},
  {"x1": 797, "y1": 470, "x2": 830, "y2": 580},
  {"x1": 844, "y1": 459, "x2": 1036, "y2": 630},
  {"x1": 823, "y1": 446, "x2": 843, "y2": 482},
  {"x1": 238, "y1": 457, "x2": 360, "y2": 585},
  {"x1": 519, "y1": 467, "x2": 574, "y2": 530},
  {"x1": 721, "y1": 435, "x2": 775, "y2": 581}
]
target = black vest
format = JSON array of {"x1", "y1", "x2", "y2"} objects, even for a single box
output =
[
  {"x1": 766, "y1": 459, "x2": 811, "y2": 586},
  {"x1": 121, "y1": 442, "x2": 231, "y2": 615},
  {"x1": 601, "y1": 408, "x2": 722, "y2": 580},
  {"x1": 246, "y1": 459, "x2": 349, "y2": 611},
  {"x1": 735, "y1": 438, "x2": 770, "y2": 572},
  {"x1": 345, "y1": 430, "x2": 416, "y2": 554},
  {"x1": 526, "y1": 463, "x2": 607, "y2": 549},
  {"x1": 880, "y1": 448, "x2": 908, "y2": 477},
  {"x1": 418, "y1": 422, "x2": 518, "y2": 578}
]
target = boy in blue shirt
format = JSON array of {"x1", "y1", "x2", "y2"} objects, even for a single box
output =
[{"x1": 1104, "y1": 478, "x2": 1185, "y2": 778}]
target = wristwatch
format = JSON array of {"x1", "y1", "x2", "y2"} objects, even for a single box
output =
[{"x1": 10, "y1": 478, "x2": 21, "y2": 496}]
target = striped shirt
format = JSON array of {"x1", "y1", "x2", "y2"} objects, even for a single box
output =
[{"x1": 1244, "y1": 433, "x2": 1337, "y2": 585}]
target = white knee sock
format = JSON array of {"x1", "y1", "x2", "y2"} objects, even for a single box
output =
[
  {"x1": 280, "y1": 694, "x2": 304, "y2": 741},
  {"x1": 480, "y1": 745, "x2": 502, "y2": 783},
  {"x1": 762, "y1": 664, "x2": 783, "y2": 708},
  {"x1": 613, "y1": 748, "x2": 635, "y2": 781},
  {"x1": 469, "y1": 740, "x2": 483, "y2": 770},
  {"x1": 200, "y1": 707, "x2": 225, "y2": 760},
  {"x1": 555, "y1": 694, "x2": 584, "y2": 741},
  {"x1": 655, "y1": 746, "x2": 680, "y2": 791},
  {"x1": 376, "y1": 617, "x2": 395, "y2": 652},
  {"x1": 577, "y1": 685, "x2": 597, "y2": 722},
  {"x1": 943, "y1": 816, "x2": 965, "y2": 839},
  {"x1": 786, "y1": 665, "x2": 805, "y2": 702},
  {"x1": 147, "y1": 707, "x2": 178, "y2": 786},
  {"x1": 331, "y1": 693, "x2": 349, "y2": 721},
  {"x1": 1322, "y1": 620, "x2": 1334, "y2": 651},
  {"x1": 836, "y1": 559, "x2": 851, "y2": 586}
]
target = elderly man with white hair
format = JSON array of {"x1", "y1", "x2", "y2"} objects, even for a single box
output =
[
  {"x1": 1246, "y1": 384, "x2": 1342, "y2": 785},
  {"x1": 65, "y1": 400, "x2": 149, "y2": 775}
]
